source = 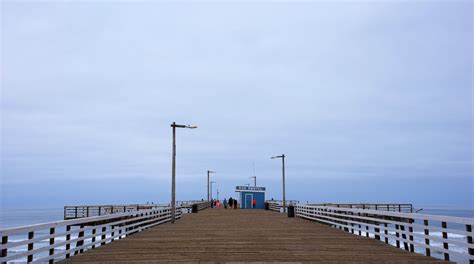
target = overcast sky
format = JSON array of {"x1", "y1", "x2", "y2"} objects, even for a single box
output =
[{"x1": 1, "y1": 1, "x2": 472, "y2": 209}]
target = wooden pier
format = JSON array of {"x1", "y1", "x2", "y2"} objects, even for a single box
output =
[{"x1": 60, "y1": 207, "x2": 447, "y2": 263}]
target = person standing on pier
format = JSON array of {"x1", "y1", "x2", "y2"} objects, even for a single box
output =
[
  {"x1": 228, "y1": 197, "x2": 234, "y2": 210},
  {"x1": 223, "y1": 198, "x2": 228, "y2": 209},
  {"x1": 252, "y1": 198, "x2": 256, "y2": 209}
]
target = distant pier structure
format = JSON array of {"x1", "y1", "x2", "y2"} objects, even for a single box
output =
[
  {"x1": 235, "y1": 185, "x2": 265, "y2": 209},
  {"x1": 1, "y1": 200, "x2": 473, "y2": 263}
]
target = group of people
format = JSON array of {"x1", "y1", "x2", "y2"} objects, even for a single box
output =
[{"x1": 210, "y1": 197, "x2": 238, "y2": 209}]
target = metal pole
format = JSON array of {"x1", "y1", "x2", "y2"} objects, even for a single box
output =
[
  {"x1": 210, "y1": 182, "x2": 213, "y2": 201},
  {"x1": 282, "y1": 154, "x2": 286, "y2": 211},
  {"x1": 207, "y1": 170, "x2": 210, "y2": 202},
  {"x1": 171, "y1": 122, "x2": 176, "y2": 223},
  {"x1": 250, "y1": 176, "x2": 256, "y2": 187}
]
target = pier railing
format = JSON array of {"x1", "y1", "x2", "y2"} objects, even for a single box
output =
[
  {"x1": 268, "y1": 202, "x2": 282, "y2": 212},
  {"x1": 0, "y1": 207, "x2": 181, "y2": 263},
  {"x1": 295, "y1": 204, "x2": 474, "y2": 264},
  {"x1": 63, "y1": 204, "x2": 168, "y2": 220},
  {"x1": 266, "y1": 200, "x2": 299, "y2": 212},
  {"x1": 180, "y1": 201, "x2": 211, "y2": 213},
  {"x1": 309, "y1": 203, "x2": 414, "y2": 213}
]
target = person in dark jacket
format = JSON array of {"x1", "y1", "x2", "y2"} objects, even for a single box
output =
[
  {"x1": 228, "y1": 197, "x2": 234, "y2": 210},
  {"x1": 223, "y1": 198, "x2": 228, "y2": 209}
]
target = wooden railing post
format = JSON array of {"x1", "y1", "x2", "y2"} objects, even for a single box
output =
[
  {"x1": 424, "y1": 219, "x2": 431, "y2": 256},
  {"x1": 358, "y1": 213, "x2": 362, "y2": 236},
  {"x1": 395, "y1": 224, "x2": 400, "y2": 248},
  {"x1": 111, "y1": 225, "x2": 115, "y2": 242},
  {"x1": 374, "y1": 219, "x2": 380, "y2": 240},
  {"x1": 1, "y1": 235, "x2": 8, "y2": 264},
  {"x1": 101, "y1": 227, "x2": 106, "y2": 246},
  {"x1": 350, "y1": 212, "x2": 354, "y2": 234},
  {"x1": 466, "y1": 224, "x2": 473, "y2": 264},
  {"x1": 408, "y1": 219, "x2": 414, "y2": 252},
  {"x1": 400, "y1": 224, "x2": 409, "y2": 251},
  {"x1": 91, "y1": 228, "x2": 96, "y2": 249},
  {"x1": 65, "y1": 225, "x2": 71, "y2": 258},
  {"x1": 75, "y1": 225, "x2": 85, "y2": 255},
  {"x1": 384, "y1": 223, "x2": 389, "y2": 244},
  {"x1": 49, "y1": 227, "x2": 55, "y2": 264},
  {"x1": 442, "y1": 221, "x2": 449, "y2": 261},
  {"x1": 27, "y1": 231, "x2": 34, "y2": 262}
]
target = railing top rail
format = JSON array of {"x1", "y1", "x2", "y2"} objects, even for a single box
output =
[
  {"x1": 297, "y1": 204, "x2": 474, "y2": 225},
  {"x1": 1, "y1": 207, "x2": 173, "y2": 236},
  {"x1": 64, "y1": 204, "x2": 166, "y2": 208},
  {"x1": 311, "y1": 203, "x2": 413, "y2": 206}
]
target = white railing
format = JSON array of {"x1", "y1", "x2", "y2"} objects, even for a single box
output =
[
  {"x1": 180, "y1": 201, "x2": 211, "y2": 214},
  {"x1": 268, "y1": 202, "x2": 283, "y2": 212},
  {"x1": 63, "y1": 204, "x2": 168, "y2": 220},
  {"x1": 0, "y1": 207, "x2": 181, "y2": 263},
  {"x1": 309, "y1": 203, "x2": 414, "y2": 213},
  {"x1": 295, "y1": 205, "x2": 474, "y2": 264},
  {"x1": 266, "y1": 201, "x2": 299, "y2": 213}
]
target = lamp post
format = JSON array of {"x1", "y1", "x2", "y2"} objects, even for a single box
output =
[
  {"x1": 271, "y1": 154, "x2": 286, "y2": 211},
  {"x1": 250, "y1": 176, "x2": 256, "y2": 187},
  {"x1": 210, "y1": 181, "x2": 216, "y2": 201},
  {"x1": 207, "y1": 170, "x2": 215, "y2": 202},
  {"x1": 171, "y1": 122, "x2": 197, "y2": 224}
]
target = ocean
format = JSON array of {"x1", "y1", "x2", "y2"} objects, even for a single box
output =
[{"x1": 0, "y1": 207, "x2": 473, "y2": 263}]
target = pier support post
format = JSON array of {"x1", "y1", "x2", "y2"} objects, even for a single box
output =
[
  {"x1": 466, "y1": 224, "x2": 473, "y2": 264},
  {"x1": 92, "y1": 228, "x2": 96, "y2": 249},
  {"x1": 374, "y1": 224, "x2": 380, "y2": 240},
  {"x1": 1, "y1": 235, "x2": 8, "y2": 264},
  {"x1": 408, "y1": 219, "x2": 414, "y2": 252},
  {"x1": 101, "y1": 227, "x2": 106, "y2": 246},
  {"x1": 49, "y1": 227, "x2": 55, "y2": 264},
  {"x1": 424, "y1": 220, "x2": 431, "y2": 256},
  {"x1": 400, "y1": 224, "x2": 409, "y2": 250},
  {"x1": 65, "y1": 226, "x2": 71, "y2": 258},
  {"x1": 27, "y1": 231, "x2": 34, "y2": 263},
  {"x1": 75, "y1": 225, "x2": 85, "y2": 255},
  {"x1": 395, "y1": 224, "x2": 400, "y2": 248},
  {"x1": 442, "y1": 221, "x2": 449, "y2": 261}
]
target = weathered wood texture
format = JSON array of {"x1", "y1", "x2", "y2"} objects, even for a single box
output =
[{"x1": 61, "y1": 208, "x2": 449, "y2": 263}]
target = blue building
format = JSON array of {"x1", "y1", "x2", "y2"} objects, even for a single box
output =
[{"x1": 235, "y1": 186, "x2": 266, "y2": 209}]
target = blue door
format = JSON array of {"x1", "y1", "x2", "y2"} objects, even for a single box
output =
[{"x1": 245, "y1": 194, "x2": 252, "y2": 209}]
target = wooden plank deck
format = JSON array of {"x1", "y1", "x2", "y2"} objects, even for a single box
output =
[{"x1": 61, "y1": 208, "x2": 448, "y2": 263}]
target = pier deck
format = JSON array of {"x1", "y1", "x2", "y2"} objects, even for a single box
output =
[{"x1": 61, "y1": 208, "x2": 447, "y2": 263}]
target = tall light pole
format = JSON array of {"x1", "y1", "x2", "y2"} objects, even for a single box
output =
[
  {"x1": 171, "y1": 122, "x2": 197, "y2": 223},
  {"x1": 271, "y1": 154, "x2": 286, "y2": 211},
  {"x1": 207, "y1": 170, "x2": 215, "y2": 202},
  {"x1": 210, "y1": 181, "x2": 216, "y2": 201},
  {"x1": 250, "y1": 176, "x2": 256, "y2": 187}
]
